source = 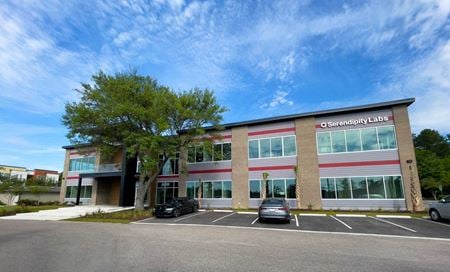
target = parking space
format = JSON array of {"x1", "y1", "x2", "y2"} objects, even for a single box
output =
[{"x1": 137, "y1": 211, "x2": 450, "y2": 239}]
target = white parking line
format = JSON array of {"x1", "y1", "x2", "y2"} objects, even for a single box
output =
[
  {"x1": 336, "y1": 214, "x2": 366, "y2": 218},
  {"x1": 251, "y1": 217, "x2": 259, "y2": 225},
  {"x1": 238, "y1": 211, "x2": 258, "y2": 215},
  {"x1": 173, "y1": 211, "x2": 206, "y2": 222},
  {"x1": 299, "y1": 213, "x2": 327, "y2": 217},
  {"x1": 416, "y1": 218, "x2": 450, "y2": 228},
  {"x1": 330, "y1": 215, "x2": 352, "y2": 229},
  {"x1": 376, "y1": 215, "x2": 411, "y2": 219},
  {"x1": 370, "y1": 216, "x2": 416, "y2": 233},
  {"x1": 294, "y1": 214, "x2": 299, "y2": 227},
  {"x1": 132, "y1": 222, "x2": 450, "y2": 242},
  {"x1": 212, "y1": 212, "x2": 236, "y2": 223}
]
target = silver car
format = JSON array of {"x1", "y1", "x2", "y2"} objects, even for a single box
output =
[
  {"x1": 429, "y1": 196, "x2": 450, "y2": 221},
  {"x1": 258, "y1": 198, "x2": 291, "y2": 223}
]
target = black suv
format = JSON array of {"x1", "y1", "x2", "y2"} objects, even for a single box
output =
[{"x1": 155, "y1": 197, "x2": 199, "y2": 218}]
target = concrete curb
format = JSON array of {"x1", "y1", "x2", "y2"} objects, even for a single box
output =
[
  {"x1": 237, "y1": 211, "x2": 258, "y2": 215},
  {"x1": 376, "y1": 215, "x2": 411, "y2": 219},
  {"x1": 336, "y1": 214, "x2": 367, "y2": 218},
  {"x1": 213, "y1": 209, "x2": 233, "y2": 213},
  {"x1": 299, "y1": 213, "x2": 327, "y2": 217}
]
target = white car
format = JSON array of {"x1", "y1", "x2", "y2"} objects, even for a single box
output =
[{"x1": 429, "y1": 196, "x2": 450, "y2": 221}]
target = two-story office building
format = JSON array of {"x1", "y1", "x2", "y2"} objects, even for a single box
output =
[{"x1": 60, "y1": 98, "x2": 424, "y2": 211}]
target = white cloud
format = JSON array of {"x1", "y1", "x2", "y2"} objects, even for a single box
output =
[{"x1": 260, "y1": 90, "x2": 294, "y2": 109}]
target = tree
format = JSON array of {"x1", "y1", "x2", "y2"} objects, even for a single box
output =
[
  {"x1": 0, "y1": 176, "x2": 26, "y2": 205},
  {"x1": 261, "y1": 172, "x2": 269, "y2": 199},
  {"x1": 414, "y1": 129, "x2": 450, "y2": 158},
  {"x1": 26, "y1": 176, "x2": 54, "y2": 205},
  {"x1": 62, "y1": 70, "x2": 226, "y2": 210}
]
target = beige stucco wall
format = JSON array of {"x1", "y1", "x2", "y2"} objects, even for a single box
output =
[
  {"x1": 59, "y1": 150, "x2": 71, "y2": 203},
  {"x1": 393, "y1": 105, "x2": 424, "y2": 211},
  {"x1": 231, "y1": 126, "x2": 249, "y2": 209},
  {"x1": 295, "y1": 117, "x2": 322, "y2": 210}
]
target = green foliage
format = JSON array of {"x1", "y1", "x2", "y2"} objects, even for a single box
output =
[
  {"x1": 0, "y1": 176, "x2": 26, "y2": 205},
  {"x1": 62, "y1": 70, "x2": 226, "y2": 209},
  {"x1": 16, "y1": 199, "x2": 60, "y2": 206},
  {"x1": 0, "y1": 205, "x2": 60, "y2": 217},
  {"x1": 414, "y1": 129, "x2": 450, "y2": 199},
  {"x1": 68, "y1": 209, "x2": 152, "y2": 223}
]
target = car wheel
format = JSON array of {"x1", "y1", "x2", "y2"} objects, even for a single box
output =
[
  {"x1": 430, "y1": 209, "x2": 441, "y2": 221},
  {"x1": 194, "y1": 206, "x2": 198, "y2": 212},
  {"x1": 173, "y1": 209, "x2": 180, "y2": 218}
]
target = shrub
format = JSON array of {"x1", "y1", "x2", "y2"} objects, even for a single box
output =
[
  {"x1": 17, "y1": 199, "x2": 38, "y2": 206},
  {"x1": 0, "y1": 200, "x2": 6, "y2": 206}
]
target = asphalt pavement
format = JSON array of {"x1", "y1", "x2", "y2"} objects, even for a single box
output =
[{"x1": 0, "y1": 219, "x2": 449, "y2": 272}]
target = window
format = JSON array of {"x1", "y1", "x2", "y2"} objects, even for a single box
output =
[
  {"x1": 223, "y1": 181, "x2": 232, "y2": 198},
  {"x1": 222, "y1": 143, "x2": 232, "y2": 160},
  {"x1": 213, "y1": 182, "x2": 222, "y2": 198},
  {"x1": 320, "y1": 178, "x2": 336, "y2": 199},
  {"x1": 65, "y1": 186, "x2": 92, "y2": 198},
  {"x1": 188, "y1": 143, "x2": 232, "y2": 163},
  {"x1": 260, "y1": 139, "x2": 271, "y2": 158},
  {"x1": 69, "y1": 156, "x2": 95, "y2": 172},
  {"x1": 336, "y1": 178, "x2": 352, "y2": 199},
  {"x1": 286, "y1": 179, "x2": 296, "y2": 198},
  {"x1": 317, "y1": 133, "x2": 332, "y2": 154},
  {"x1": 271, "y1": 138, "x2": 282, "y2": 157},
  {"x1": 248, "y1": 136, "x2": 297, "y2": 159},
  {"x1": 283, "y1": 136, "x2": 296, "y2": 156},
  {"x1": 186, "y1": 181, "x2": 199, "y2": 199},
  {"x1": 249, "y1": 180, "x2": 261, "y2": 198},
  {"x1": 317, "y1": 126, "x2": 397, "y2": 154},
  {"x1": 384, "y1": 176, "x2": 404, "y2": 199},
  {"x1": 367, "y1": 176, "x2": 385, "y2": 199},
  {"x1": 378, "y1": 126, "x2": 397, "y2": 149},
  {"x1": 351, "y1": 177, "x2": 368, "y2": 199},
  {"x1": 320, "y1": 175, "x2": 404, "y2": 200},
  {"x1": 202, "y1": 182, "x2": 212, "y2": 198},
  {"x1": 156, "y1": 182, "x2": 178, "y2": 204},
  {"x1": 248, "y1": 179, "x2": 296, "y2": 199},
  {"x1": 272, "y1": 179, "x2": 285, "y2": 198},
  {"x1": 249, "y1": 140, "x2": 259, "y2": 158},
  {"x1": 160, "y1": 154, "x2": 179, "y2": 175},
  {"x1": 346, "y1": 130, "x2": 362, "y2": 152},
  {"x1": 361, "y1": 128, "x2": 379, "y2": 151},
  {"x1": 331, "y1": 131, "x2": 346, "y2": 153},
  {"x1": 188, "y1": 181, "x2": 231, "y2": 199}
]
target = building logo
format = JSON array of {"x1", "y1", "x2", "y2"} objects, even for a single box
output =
[{"x1": 320, "y1": 116, "x2": 389, "y2": 128}]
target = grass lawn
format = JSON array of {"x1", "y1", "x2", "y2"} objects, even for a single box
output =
[
  {"x1": 0, "y1": 205, "x2": 62, "y2": 217},
  {"x1": 66, "y1": 209, "x2": 152, "y2": 224}
]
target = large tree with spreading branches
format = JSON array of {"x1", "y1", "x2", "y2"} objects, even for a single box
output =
[{"x1": 62, "y1": 70, "x2": 226, "y2": 210}]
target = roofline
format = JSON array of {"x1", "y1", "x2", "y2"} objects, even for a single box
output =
[
  {"x1": 206, "y1": 97, "x2": 415, "y2": 130},
  {"x1": 0, "y1": 165, "x2": 27, "y2": 170},
  {"x1": 62, "y1": 97, "x2": 415, "y2": 149}
]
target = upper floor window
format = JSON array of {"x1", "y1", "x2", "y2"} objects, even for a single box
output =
[
  {"x1": 187, "y1": 142, "x2": 231, "y2": 163},
  {"x1": 69, "y1": 156, "x2": 95, "y2": 172},
  {"x1": 160, "y1": 154, "x2": 179, "y2": 175},
  {"x1": 316, "y1": 125, "x2": 397, "y2": 154},
  {"x1": 248, "y1": 135, "x2": 296, "y2": 159}
]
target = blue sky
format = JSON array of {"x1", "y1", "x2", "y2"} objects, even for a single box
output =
[{"x1": 0, "y1": 0, "x2": 449, "y2": 171}]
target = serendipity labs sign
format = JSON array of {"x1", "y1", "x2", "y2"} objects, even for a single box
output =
[{"x1": 320, "y1": 116, "x2": 389, "y2": 128}]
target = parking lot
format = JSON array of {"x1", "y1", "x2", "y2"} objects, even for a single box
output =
[{"x1": 136, "y1": 211, "x2": 450, "y2": 239}]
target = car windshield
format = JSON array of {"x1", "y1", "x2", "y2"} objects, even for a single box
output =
[{"x1": 262, "y1": 199, "x2": 284, "y2": 205}]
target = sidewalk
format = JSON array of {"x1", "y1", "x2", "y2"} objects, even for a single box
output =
[{"x1": 0, "y1": 206, "x2": 132, "y2": 221}]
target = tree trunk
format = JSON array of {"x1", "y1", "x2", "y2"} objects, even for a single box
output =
[{"x1": 135, "y1": 170, "x2": 160, "y2": 211}]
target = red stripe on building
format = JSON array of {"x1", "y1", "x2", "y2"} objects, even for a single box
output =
[
  {"x1": 158, "y1": 175, "x2": 180, "y2": 179},
  {"x1": 248, "y1": 127, "x2": 295, "y2": 136},
  {"x1": 188, "y1": 168, "x2": 232, "y2": 174},
  {"x1": 319, "y1": 160, "x2": 400, "y2": 168},
  {"x1": 67, "y1": 176, "x2": 79, "y2": 180},
  {"x1": 248, "y1": 165, "x2": 296, "y2": 171}
]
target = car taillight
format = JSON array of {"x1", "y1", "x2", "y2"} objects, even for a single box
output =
[{"x1": 278, "y1": 207, "x2": 287, "y2": 212}]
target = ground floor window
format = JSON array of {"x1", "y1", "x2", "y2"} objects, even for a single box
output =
[
  {"x1": 320, "y1": 176, "x2": 404, "y2": 199},
  {"x1": 156, "y1": 182, "x2": 178, "y2": 204},
  {"x1": 249, "y1": 179, "x2": 296, "y2": 199},
  {"x1": 65, "y1": 186, "x2": 92, "y2": 198},
  {"x1": 186, "y1": 180, "x2": 232, "y2": 199}
]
